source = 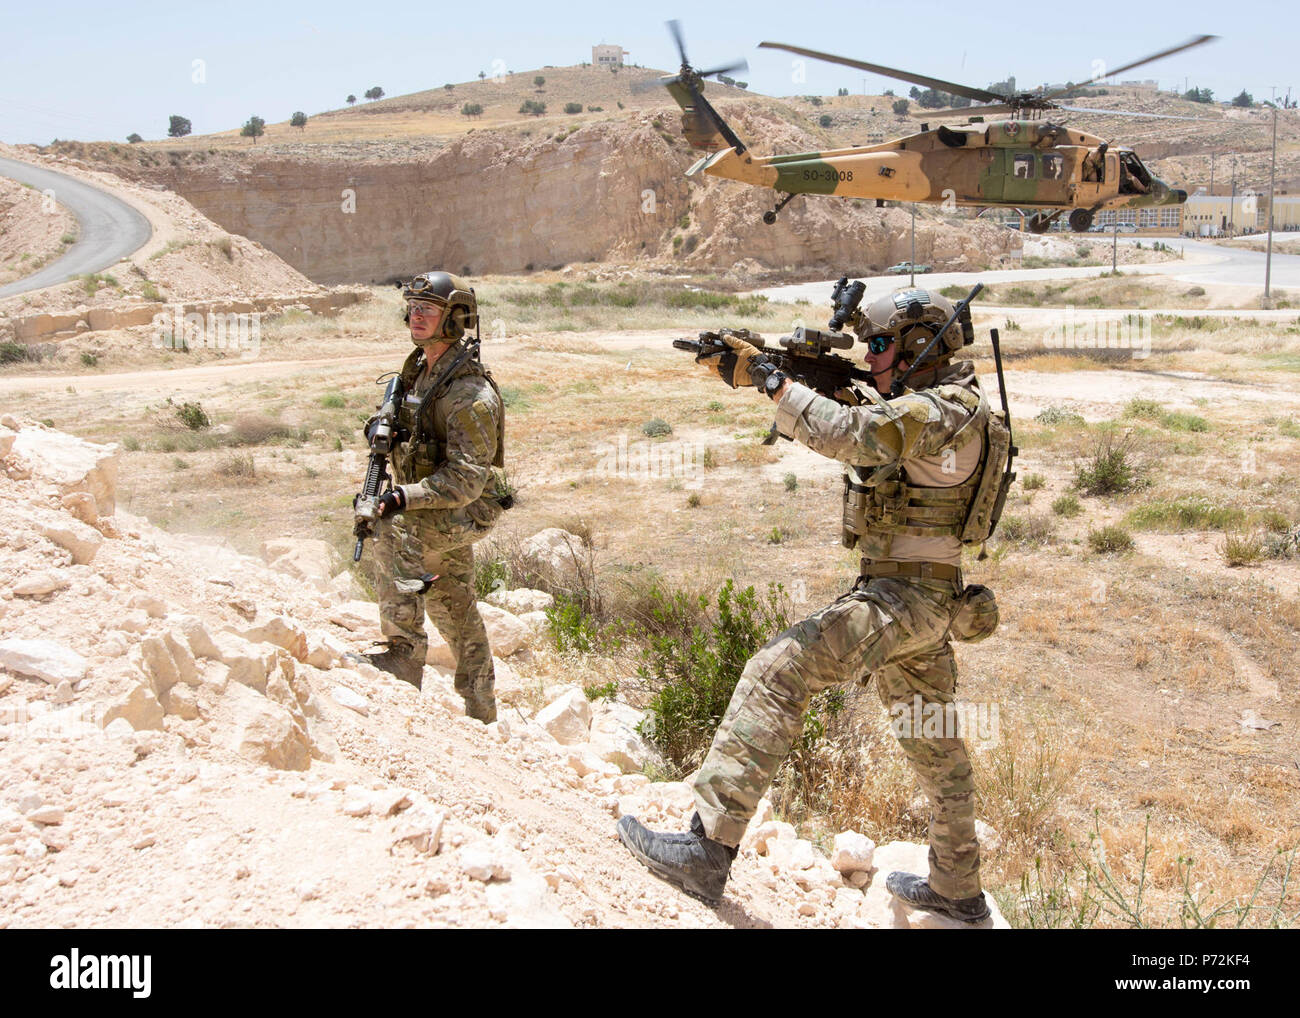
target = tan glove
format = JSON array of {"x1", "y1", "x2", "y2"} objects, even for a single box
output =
[{"x1": 697, "y1": 332, "x2": 763, "y2": 389}]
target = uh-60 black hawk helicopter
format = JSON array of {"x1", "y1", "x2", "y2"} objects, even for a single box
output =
[{"x1": 657, "y1": 23, "x2": 1216, "y2": 232}]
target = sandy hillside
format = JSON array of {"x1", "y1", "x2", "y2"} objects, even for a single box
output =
[{"x1": 0, "y1": 177, "x2": 78, "y2": 287}]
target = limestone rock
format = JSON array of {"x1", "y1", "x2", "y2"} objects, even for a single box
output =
[
  {"x1": 535, "y1": 687, "x2": 592, "y2": 746},
  {"x1": 102, "y1": 683, "x2": 165, "y2": 731},
  {"x1": 261, "y1": 538, "x2": 335, "y2": 590},
  {"x1": 392, "y1": 809, "x2": 445, "y2": 855},
  {"x1": 213, "y1": 632, "x2": 277, "y2": 694},
  {"x1": 59, "y1": 491, "x2": 99, "y2": 526},
  {"x1": 831, "y1": 831, "x2": 877, "y2": 875},
  {"x1": 9, "y1": 428, "x2": 119, "y2": 513},
  {"x1": 328, "y1": 600, "x2": 382, "y2": 635},
  {"x1": 331, "y1": 685, "x2": 370, "y2": 716},
  {"x1": 305, "y1": 631, "x2": 349, "y2": 670},
  {"x1": 517, "y1": 610, "x2": 550, "y2": 646},
  {"x1": 486, "y1": 587, "x2": 554, "y2": 614},
  {"x1": 477, "y1": 601, "x2": 528, "y2": 657},
  {"x1": 12, "y1": 570, "x2": 71, "y2": 598},
  {"x1": 239, "y1": 616, "x2": 308, "y2": 661},
  {"x1": 128, "y1": 593, "x2": 166, "y2": 618},
  {"x1": 767, "y1": 838, "x2": 817, "y2": 872},
  {"x1": 0, "y1": 424, "x2": 15, "y2": 459},
  {"x1": 745, "y1": 820, "x2": 798, "y2": 856},
  {"x1": 226, "y1": 686, "x2": 312, "y2": 771},
  {"x1": 171, "y1": 615, "x2": 222, "y2": 660},
  {"x1": 0, "y1": 639, "x2": 89, "y2": 684},
  {"x1": 589, "y1": 701, "x2": 663, "y2": 774},
  {"x1": 460, "y1": 844, "x2": 509, "y2": 882},
  {"x1": 518, "y1": 528, "x2": 593, "y2": 589},
  {"x1": 161, "y1": 683, "x2": 200, "y2": 720},
  {"x1": 39, "y1": 517, "x2": 102, "y2": 565}
]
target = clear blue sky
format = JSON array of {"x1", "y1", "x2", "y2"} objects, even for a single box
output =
[{"x1": 3, "y1": 0, "x2": 1295, "y2": 145}]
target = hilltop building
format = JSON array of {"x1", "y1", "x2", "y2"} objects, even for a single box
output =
[{"x1": 593, "y1": 45, "x2": 628, "y2": 69}]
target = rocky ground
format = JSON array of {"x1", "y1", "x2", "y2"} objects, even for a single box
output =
[{"x1": 0, "y1": 415, "x2": 1008, "y2": 929}]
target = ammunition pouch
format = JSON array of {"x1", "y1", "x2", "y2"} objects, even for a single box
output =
[{"x1": 949, "y1": 583, "x2": 999, "y2": 643}]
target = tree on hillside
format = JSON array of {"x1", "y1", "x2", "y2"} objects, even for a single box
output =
[
  {"x1": 290, "y1": 111, "x2": 307, "y2": 131},
  {"x1": 444, "y1": 83, "x2": 454, "y2": 91},
  {"x1": 478, "y1": 70, "x2": 486, "y2": 81},
  {"x1": 364, "y1": 87, "x2": 384, "y2": 101},
  {"x1": 533, "y1": 75, "x2": 546, "y2": 90},
  {"x1": 168, "y1": 115, "x2": 192, "y2": 138},
  {"x1": 519, "y1": 100, "x2": 546, "y2": 116},
  {"x1": 461, "y1": 103, "x2": 483, "y2": 118},
  {"x1": 735, "y1": 82, "x2": 747, "y2": 89},
  {"x1": 241, "y1": 115, "x2": 265, "y2": 144},
  {"x1": 127, "y1": 133, "x2": 143, "y2": 144},
  {"x1": 837, "y1": 87, "x2": 849, "y2": 97},
  {"x1": 563, "y1": 102, "x2": 582, "y2": 115},
  {"x1": 1232, "y1": 89, "x2": 1254, "y2": 107},
  {"x1": 892, "y1": 98, "x2": 910, "y2": 116},
  {"x1": 1183, "y1": 87, "x2": 1213, "y2": 103},
  {"x1": 346, "y1": 94, "x2": 357, "y2": 105},
  {"x1": 819, "y1": 114, "x2": 832, "y2": 128},
  {"x1": 909, "y1": 86, "x2": 921, "y2": 99}
]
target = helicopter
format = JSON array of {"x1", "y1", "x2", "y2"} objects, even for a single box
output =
[{"x1": 658, "y1": 25, "x2": 1216, "y2": 232}]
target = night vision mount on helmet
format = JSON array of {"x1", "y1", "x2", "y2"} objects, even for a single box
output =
[{"x1": 398, "y1": 271, "x2": 479, "y2": 340}]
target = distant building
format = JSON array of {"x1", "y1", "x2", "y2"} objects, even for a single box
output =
[
  {"x1": 1270, "y1": 195, "x2": 1300, "y2": 229},
  {"x1": 1183, "y1": 192, "x2": 1259, "y2": 235},
  {"x1": 1120, "y1": 79, "x2": 1159, "y2": 90},
  {"x1": 592, "y1": 45, "x2": 628, "y2": 68}
]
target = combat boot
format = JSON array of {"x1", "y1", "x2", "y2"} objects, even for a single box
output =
[
  {"x1": 616, "y1": 812, "x2": 737, "y2": 905},
  {"x1": 885, "y1": 871, "x2": 991, "y2": 923},
  {"x1": 363, "y1": 644, "x2": 423, "y2": 690}
]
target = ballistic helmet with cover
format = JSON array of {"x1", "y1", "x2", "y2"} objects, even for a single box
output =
[
  {"x1": 856, "y1": 288, "x2": 972, "y2": 372},
  {"x1": 401, "y1": 271, "x2": 478, "y2": 339}
]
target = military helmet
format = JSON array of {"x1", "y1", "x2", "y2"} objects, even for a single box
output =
[
  {"x1": 856, "y1": 288, "x2": 971, "y2": 367},
  {"x1": 401, "y1": 271, "x2": 478, "y2": 339}
]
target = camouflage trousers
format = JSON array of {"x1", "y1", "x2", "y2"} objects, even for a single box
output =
[
  {"x1": 692, "y1": 576, "x2": 981, "y2": 900},
  {"x1": 374, "y1": 510, "x2": 495, "y2": 719}
]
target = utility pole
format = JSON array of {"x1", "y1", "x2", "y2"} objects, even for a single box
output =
[
  {"x1": 1112, "y1": 220, "x2": 1119, "y2": 273},
  {"x1": 1264, "y1": 102, "x2": 1278, "y2": 306},
  {"x1": 1230, "y1": 159, "x2": 1237, "y2": 235},
  {"x1": 1209, "y1": 152, "x2": 1215, "y2": 196}
]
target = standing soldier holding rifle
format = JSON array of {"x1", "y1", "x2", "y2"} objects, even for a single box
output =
[
  {"x1": 618, "y1": 283, "x2": 1015, "y2": 921},
  {"x1": 353, "y1": 271, "x2": 511, "y2": 723}
]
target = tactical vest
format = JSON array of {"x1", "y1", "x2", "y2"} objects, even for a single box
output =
[
  {"x1": 391, "y1": 349, "x2": 507, "y2": 495},
  {"x1": 841, "y1": 382, "x2": 1012, "y2": 554}
]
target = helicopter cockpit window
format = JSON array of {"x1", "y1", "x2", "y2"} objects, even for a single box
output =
[
  {"x1": 1042, "y1": 154, "x2": 1064, "y2": 180},
  {"x1": 1012, "y1": 154, "x2": 1035, "y2": 179}
]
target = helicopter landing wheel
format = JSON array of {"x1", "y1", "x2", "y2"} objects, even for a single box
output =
[
  {"x1": 1068, "y1": 208, "x2": 1095, "y2": 232},
  {"x1": 762, "y1": 210, "x2": 777, "y2": 225}
]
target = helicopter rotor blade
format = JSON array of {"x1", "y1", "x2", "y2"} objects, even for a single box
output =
[
  {"x1": 697, "y1": 59, "x2": 749, "y2": 80},
  {"x1": 1057, "y1": 104, "x2": 1220, "y2": 122},
  {"x1": 923, "y1": 104, "x2": 1018, "y2": 119},
  {"x1": 667, "y1": 19, "x2": 690, "y2": 68},
  {"x1": 1041, "y1": 34, "x2": 1217, "y2": 102},
  {"x1": 758, "y1": 41, "x2": 1006, "y2": 106}
]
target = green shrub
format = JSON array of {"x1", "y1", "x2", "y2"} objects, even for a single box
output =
[
  {"x1": 998, "y1": 514, "x2": 1056, "y2": 546},
  {"x1": 1220, "y1": 532, "x2": 1265, "y2": 567},
  {"x1": 1074, "y1": 432, "x2": 1145, "y2": 496},
  {"x1": 1035, "y1": 405, "x2": 1085, "y2": 427},
  {"x1": 474, "y1": 555, "x2": 509, "y2": 599},
  {"x1": 583, "y1": 681, "x2": 619, "y2": 701},
  {"x1": 122, "y1": 435, "x2": 141, "y2": 451},
  {"x1": 1123, "y1": 398, "x2": 1163, "y2": 420},
  {"x1": 638, "y1": 580, "x2": 790, "y2": 771},
  {"x1": 547, "y1": 594, "x2": 598, "y2": 653},
  {"x1": 686, "y1": 492, "x2": 701, "y2": 508},
  {"x1": 1125, "y1": 496, "x2": 1244, "y2": 532},
  {"x1": 642, "y1": 418, "x2": 672, "y2": 438},
  {"x1": 0, "y1": 341, "x2": 43, "y2": 364},
  {"x1": 319, "y1": 392, "x2": 346, "y2": 409},
  {"x1": 783, "y1": 472, "x2": 798, "y2": 492},
  {"x1": 1088, "y1": 524, "x2": 1134, "y2": 554},
  {"x1": 1022, "y1": 472, "x2": 1046, "y2": 490},
  {"x1": 1161, "y1": 411, "x2": 1209, "y2": 432},
  {"x1": 173, "y1": 400, "x2": 210, "y2": 430},
  {"x1": 80, "y1": 352, "x2": 98, "y2": 367},
  {"x1": 1051, "y1": 494, "x2": 1081, "y2": 517}
]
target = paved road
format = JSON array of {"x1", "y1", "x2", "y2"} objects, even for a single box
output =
[
  {"x1": 0, "y1": 156, "x2": 152, "y2": 299},
  {"x1": 753, "y1": 237, "x2": 1300, "y2": 306}
]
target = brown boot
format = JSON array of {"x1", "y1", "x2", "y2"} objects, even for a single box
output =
[{"x1": 364, "y1": 644, "x2": 423, "y2": 690}]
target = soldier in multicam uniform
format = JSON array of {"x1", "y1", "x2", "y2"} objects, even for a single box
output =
[
  {"x1": 618, "y1": 288, "x2": 1009, "y2": 922},
  {"x1": 359, "y1": 272, "x2": 510, "y2": 723}
]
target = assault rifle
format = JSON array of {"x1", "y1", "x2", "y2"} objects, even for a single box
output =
[
  {"x1": 673, "y1": 326, "x2": 875, "y2": 401},
  {"x1": 352, "y1": 374, "x2": 407, "y2": 562}
]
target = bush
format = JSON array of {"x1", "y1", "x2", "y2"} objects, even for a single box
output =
[
  {"x1": 547, "y1": 595, "x2": 598, "y2": 652},
  {"x1": 1125, "y1": 495, "x2": 1243, "y2": 532},
  {"x1": 1074, "y1": 432, "x2": 1146, "y2": 496},
  {"x1": 173, "y1": 400, "x2": 210, "y2": 430},
  {"x1": 638, "y1": 580, "x2": 790, "y2": 771},
  {"x1": 563, "y1": 102, "x2": 583, "y2": 115},
  {"x1": 460, "y1": 103, "x2": 483, "y2": 117},
  {"x1": 319, "y1": 392, "x2": 346, "y2": 409},
  {"x1": 1051, "y1": 494, "x2": 1082, "y2": 517},
  {"x1": 1220, "y1": 532, "x2": 1265, "y2": 567},
  {"x1": 1022, "y1": 472, "x2": 1046, "y2": 490},
  {"x1": 79, "y1": 351, "x2": 98, "y2": 367},
  {"x1": 998, "y1": 514, "x2": 1056, "y2": 546},
  {"x1": 216, "y1": 453, "x2": 256, "y2": 478},
  {"x1": 642, "y1": 418, "x2": 672, "y2": 437},
  {"x1": 1088, "y1": 525, "x2": 1134, "y2": 554},
  {"x1": 783, "y1": 472, "x2": 798, "y2": 492},
  {"x1": 1035, "y1": 405, "x2": 1085, "y2": 427}
]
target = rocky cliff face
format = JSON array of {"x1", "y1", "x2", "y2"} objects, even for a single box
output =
[{"x1": 76, "y1": 109, "x2": 1019, "y2": 283}]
